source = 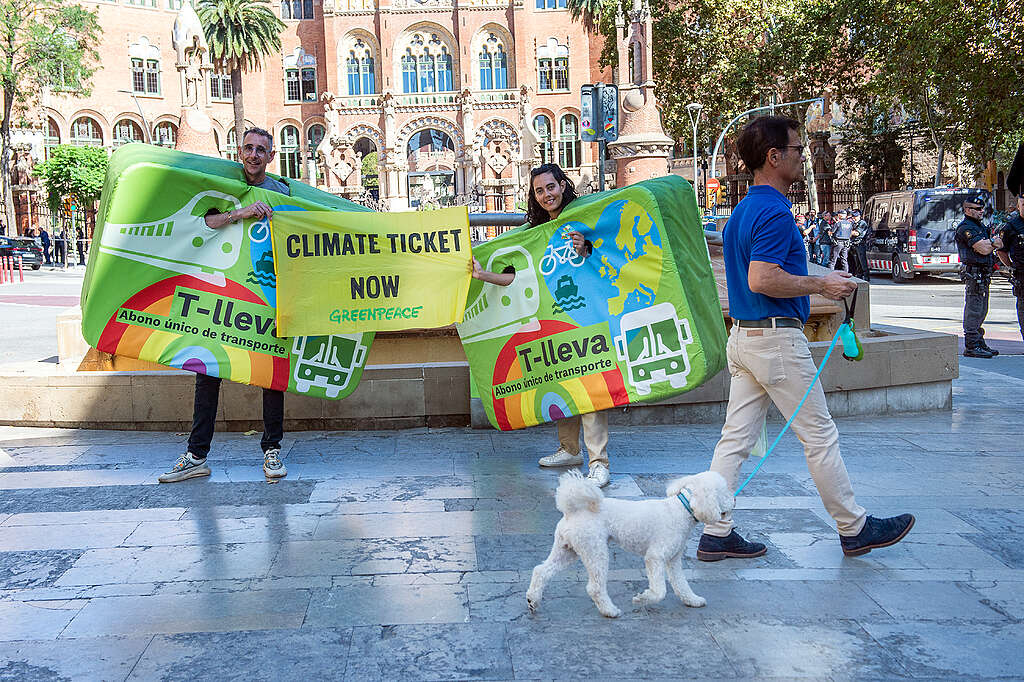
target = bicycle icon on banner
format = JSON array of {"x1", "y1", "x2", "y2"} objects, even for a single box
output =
[{"x1": 539, "y1": 230, "x2": 588, "y2": 276}]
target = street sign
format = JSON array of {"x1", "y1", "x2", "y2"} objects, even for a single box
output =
[
  {"x1": 580, "y1": 83, "x2": 618, "y2": 143},
  {"x1": 706, "y1": 178, "x2": 720, "y2": 193}
]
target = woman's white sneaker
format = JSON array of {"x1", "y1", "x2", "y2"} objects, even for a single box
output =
[
  {"x1": 538, "y1": 447, "x2": 584, "y2": 467},
  {"x1": 158, "y1": 453, "x2": 211, "y2": 483},
  {"x1": 587, "y1": 462, "x2": 610, "y2": 488},
  {"x1": 263, "y1": 448, "x2": 287, "y2": 478}
]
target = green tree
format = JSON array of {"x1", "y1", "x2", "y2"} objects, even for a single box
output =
[
  {"x1": 197, "y1": 0, "x2": 285, "y2": 152},
  {"x1": 32, "y1": 144, "x2": 108, "y2": 213},
  {"x1": 0, "y1": 0, "x2": 100, "y2": 227},
  {"x1": 360, "y1": 151, "x2": 378, "y2": 189}
]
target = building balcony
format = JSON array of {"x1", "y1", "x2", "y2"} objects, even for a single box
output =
[
  {"x1": 396, "y1": 92, "x2": 460, "y2": 106},
  {"x1": 338, "y1": 94, "x2": 383, "y2": 108},
  {"x1": 474, "y1": 89, "x2": 517, "y2": 103}
]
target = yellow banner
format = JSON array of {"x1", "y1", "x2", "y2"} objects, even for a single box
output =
[{"x1": 271, "y1": 207, "x2": 472, "y2": 336}]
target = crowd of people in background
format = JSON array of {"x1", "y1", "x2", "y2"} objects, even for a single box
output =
[
  {"x1": 797, "y1": 207, "x2": 871, "y2": 281},
  {"x1": 20, "y1": 221, "x2": 90, "y2": 267}
]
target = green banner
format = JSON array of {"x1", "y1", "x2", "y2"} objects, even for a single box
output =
[
  {"x1": 456, "y1": 175, "x2": 726, "y2": 431},
  {"x1": 81, "y1": 143, "x2": 375, "y2": 400}
]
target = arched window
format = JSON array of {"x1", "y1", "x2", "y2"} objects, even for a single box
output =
[
  {"x1": 400, "y1": 33, "x2": 454, "y2": 94},
  {"x1": 534, "y1": 115, "x2": 552, "y2": 164},
  {"x1": 401, "y1": 52, "x2": 418, "y2": 93},
  {"x1": 558, "y1": 114, "x2": 580, "y2": 168},
  {"x1": 479, "y1": 51, "x2": 492, "y2": 90},
  {"x1": 537, "y1": 38, "x2": 569, "y2": 92},
  {"x1": 307, "y1": 124, "x2": 325, "y2": 182},
  {"x1": 226, "y1": 128, "x2": 238, "y2": 161},
  {"x1": 70, "y1": 117, "x2": 103, "y2": 147},
  {"x1": 478, "y1": 33, "x2": 508, "y2": 90},
  {"x1": 129, "y1": 37, "x2": 161, "y2": 96},
  {"x1": 346, "y1": 39, "x2": 376, "y2": 95},
  {"x1": 44, "y1": 118, "x2": 60, "y2": 159},
  {"x1": 154, "y1": 121, "x2": 177, "y2": 147},
  {"x1": 284, "y1": 49, "x2": 317, "y2": 103},
  {"x1": 113, "y1": 119, "x2": 144, "y2": 147},
  {"x1": 279, "y1": 125, "x2": 301, "y2": 179}
]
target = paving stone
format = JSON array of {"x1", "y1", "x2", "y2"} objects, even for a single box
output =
[
  {"x1": 693, "y1": 580, "x2": 894, "y2": 622},
  {"x1": 0, "y1": 480, "x2": 316, "y2": 515},
  {"x1": 304, "y1": 584, "x2": 469, "y2": 627},
  {"x1": 859, "y1": 621, "x2": 1024, "y2": 679},
  {"x1": 0, "y1": 550, "x2": 84, "y2": 590},
  {"x1": 951, "y1": 508, "x2": 1024, "y2": 569},
  {"x1": 0, "y1": 636, "x2": 151, "y2": 680},
  {"x1": 122, "y1": 516, "x2": 319, "y2": 546},
  {"x1": 343, "y1": 623, "x2": 511, "y2": 681},
  {"x1": 314, "y1": 510, "x2": 499, "y2": 540},
  {"x1": 856, "y1": 580, "x2": 1008, "y2": 622},
  {"x1": 61, "y1": 589, "x2": 311, "y2": 637},
  {"x1": 55, "y1": 543, "x2": 279, "y2": 586},
  {"x1": 272, "y1": 537, "x2": 477, "y2": 576},
  {"x1": 0, "y1": 522, "x2": 139, "y2": 552},
  {"x1": 506, "y1": 619, "x2": 734, "y2": 679},
  {"x1": 1, "y1": 508, "x2": 186, "y2": 527},
  {"x1": 127, "y1": 628, "x2": 352, "y2": 681},
  {"x1": 0, "y1": 599, "x2": 87, "y2": 641},
  {"x1": 703, "y1": 618, "x2": 908, "y2": 678}
]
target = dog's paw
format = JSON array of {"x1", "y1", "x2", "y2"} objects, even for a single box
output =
[
  {"x1": 682, "y1": 594, "x2": 706, "y2": 608},
  {"x1": 599, "y1": 605, "x2": 621, "y2": 618},
  {"x1": 632, "y1": 589, "x2": 662, "y2": 606}
]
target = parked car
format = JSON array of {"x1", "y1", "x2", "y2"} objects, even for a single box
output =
[
  {"x1": 863, "y1": 187, "x2": 992, "y2": 281},
  {"x1": 0, "y1": 236, "x2": 44, "y2": 270}
]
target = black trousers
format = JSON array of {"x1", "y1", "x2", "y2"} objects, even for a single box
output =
[
  {"x1": 1012, "y1": 271, "x2": 1024, "y2": 341},
  {"x1": 187, "y1": 373, "x2": 284, "y2": 457},
  {"x1": 962, "y1": 268, "x2": 991, "y2": 348}
]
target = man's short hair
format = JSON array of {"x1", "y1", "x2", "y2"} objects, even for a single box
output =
[
  {"x1": 962, "y1": 200, "x2": 983, "y2": 210},
  {"x1": 242, "y1": 127, "x2": 274, "y2": 151},
  {"x1": 735, "y1": 116, "x2": 801, "y2": 173}
]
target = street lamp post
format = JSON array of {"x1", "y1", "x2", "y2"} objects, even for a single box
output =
[
  {"x1": 709, "y1": 97, "x2": 823, "y2": 179},
  {"x1": 686, "y1": 103, "x2": 702, "y2": 201},
  {"x1": 116, "y1": 89, "x2": 153, "y2": 144}
]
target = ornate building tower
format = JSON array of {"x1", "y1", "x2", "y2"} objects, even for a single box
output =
[
  {"x1": 607, "y1": 0, "x2": 673, "y2": 186},
  {"x1": 171, "y1": 0, "x2": 217, "y2": 155}
]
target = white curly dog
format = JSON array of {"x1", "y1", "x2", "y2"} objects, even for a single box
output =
[{"x1": 526, "y1": 470, "x2": 733, "y2": 618}]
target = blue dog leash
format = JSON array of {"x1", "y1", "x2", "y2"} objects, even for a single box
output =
[{"x1": 732, "y1": 293, "x2": 861, "y2": 497}]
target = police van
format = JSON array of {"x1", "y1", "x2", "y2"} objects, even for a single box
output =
[{"x1": 863, "y1": 187, "x2": 992, "y2": 281}]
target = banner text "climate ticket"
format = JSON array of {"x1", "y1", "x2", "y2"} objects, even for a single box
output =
[{"x1": 285, "y1": 229, "x2": 465, "y2": 258}]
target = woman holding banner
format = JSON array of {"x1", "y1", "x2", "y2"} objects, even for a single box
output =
[{"x1": 472, "y1": 163, "x2": 613, "y2": 487}]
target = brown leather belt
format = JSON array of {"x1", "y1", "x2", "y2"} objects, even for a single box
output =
[{"x1": 735, "y1": 317, "x2": 803, "y2": 329}]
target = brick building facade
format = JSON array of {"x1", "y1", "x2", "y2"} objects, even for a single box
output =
[{"x1": 34, "y1": 0, "x2": 612, "y2": 212}]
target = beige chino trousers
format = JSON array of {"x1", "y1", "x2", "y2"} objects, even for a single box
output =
[
  {"x1": 705, "y1": 325, "x2": 867, "y2": 537},
  {"x1": 556, "y1": 411, "x2": 610, "y2": 468}
]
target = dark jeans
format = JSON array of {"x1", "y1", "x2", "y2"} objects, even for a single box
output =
[
  {"x1": 187, "y1": 373, "x2": 284, "y2": 457},
  {"x1": 962, "y1": 269, "x2": 991, "y2": 348},
  {"x1": 819, "y1": 243, "x2": 832, "y2": 268},
  {"x1": 850, "y1": 243, "x2": 871, "y2": 281}
]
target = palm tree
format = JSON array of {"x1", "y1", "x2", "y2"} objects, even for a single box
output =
[{"x1": 197, "y1": 0, "x2": 285, "y2": 156}]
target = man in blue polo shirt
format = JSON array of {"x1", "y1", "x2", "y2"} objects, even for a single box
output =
[{"x1": 697, "y1": 116, "x2": 914, "y2": 561}]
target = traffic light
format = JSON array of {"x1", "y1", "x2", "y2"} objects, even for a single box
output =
[{"x1": 716, "y1": 185, "x2": 727, "y2": 205}]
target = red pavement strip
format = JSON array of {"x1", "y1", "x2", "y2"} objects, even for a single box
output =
[{"x1": 0, "y1": 295, "x2": 81, "y2": 307}]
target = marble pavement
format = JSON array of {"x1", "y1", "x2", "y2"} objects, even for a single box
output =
[{"x1": 1, "y1": 360, "x2": 1022, "y2": 680}]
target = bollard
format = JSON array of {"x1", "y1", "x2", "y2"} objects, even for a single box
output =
[
  {"x1": 17, "y1": 255, "x2": 24, "y2": 282},
  {"x1": 1, "y1": 256, "x2": 8, "y2": 284}
]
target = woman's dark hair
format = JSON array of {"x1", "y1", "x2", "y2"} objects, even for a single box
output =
[
  {"x1": 526, "y1": 163, "x2": 579, "y2": 227},
  {"x1": 735, "y1": 116, "x2": 800, "y2": 173}
]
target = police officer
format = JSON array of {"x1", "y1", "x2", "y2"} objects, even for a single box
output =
[
  {"x1": 849, "y1": 209, "x2": 871, "y2": 281},
  {"x1": 955, "y1": 198, "x2": 1000, "y2": 358},
  {"x1": 996, "y1": 191, "x2": 1024, "y2": 342}
]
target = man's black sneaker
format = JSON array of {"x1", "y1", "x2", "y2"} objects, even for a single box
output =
[
  {"x1": 697, "y1": 530, "x2": 767, "y2": 562},
  {"x1": 964, "y1": 347, "x2": 995, "y2": 358},
  {"x1": 841, "y1": 514, "x2": 915, "y2": 557},
  {"x1": 980, "y1": 342, "x2": 1000, "y2": 356}
]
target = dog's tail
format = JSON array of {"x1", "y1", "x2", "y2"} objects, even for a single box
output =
[{"x1": 555, "y1": 469, "x2": 603, "y2": 515}]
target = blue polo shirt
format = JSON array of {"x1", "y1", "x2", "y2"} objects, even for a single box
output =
[{"x1": 722, "y1": 184, "x2": 810, "y2": 323}]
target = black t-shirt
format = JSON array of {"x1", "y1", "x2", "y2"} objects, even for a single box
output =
[
  {"x1": 997, "y1": 214, "x2": 1024, "y2": 267},
  {"x1": 955, "y1": 217, "x2": 994, "y2": 267}
]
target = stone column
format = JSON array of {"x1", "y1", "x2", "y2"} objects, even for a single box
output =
[
  {"x1": 809, "y1": 132, "x2": 836, "y2": 212},
  {"x1": 606, "y1": 0, "x2": 673, "y2": 187}
]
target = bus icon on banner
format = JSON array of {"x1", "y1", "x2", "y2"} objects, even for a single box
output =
[
  {"x1": 613, "y1": 303, "x2": 692, "y2": 395},
  {"x1": 292, "y1": 334, "x2": 368, "y2": 398}
]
